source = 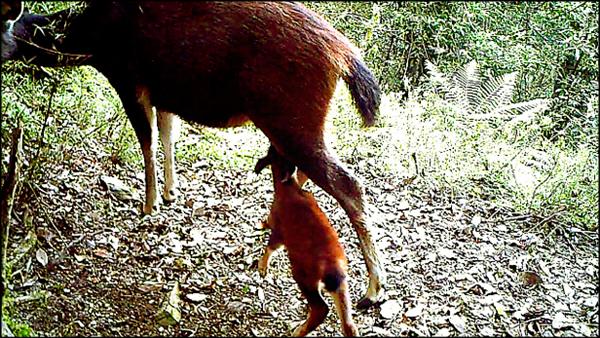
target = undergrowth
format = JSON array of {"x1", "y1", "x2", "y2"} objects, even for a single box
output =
[{"x1": 326, "y1": 82, "x2": 598, "y2": 231}]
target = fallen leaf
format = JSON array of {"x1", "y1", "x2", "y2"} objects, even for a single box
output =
[
  {"x1": 438, "y1": 248, "x2": 456, "y2": 259},
  {"x1": 583, "y1": 296, "x2": 598, "y2": 308},
  {"x1": 519, "y1": 271, "x2": 542, "y2": 287},
  {"x1": 108, "y1": 235, "x2": 119, "y2": 250},
  {"x1": 93, "y1": 248, "x2": 110, "y2": 258},
  {"x1": 157, "y1": 282, "x2": 181, "y2": 326},
  {"x1": 36, "y1": 248, "x2": 48, "y2": 267},
  {"x1": 552, "y1": 312, "x2": 573, "y2": 329},
  {"x1": 100, "y1": 175, "x2": 136, "y2": 201},
  {"x1": 186, "y1": 293, "x2": 208, "y2": 303},
  {"x1": 494, "y1": 303, "x2": 507, "y2": 317},
  {"x1": 576, "y1": 323, "x2": 592, "y2": 336},
  {"x1": 398, "y1": 200, "x2": 410, "y2": 211},
  {"x1": 563, "y1": 284, "x2": 575, "y2": 298},
  {"x1": 137, "y1": 282, "x2": 162, "y2": 293},
  {"x1": 539, "y1": 260, "x2": 551, "y2": 276},
  {"x1": 434, "y1": 328, "x2": 452, "y2": 337},
  {"x1": 208, "y1": 231, "x2": 227, "y2": 240},
  {"x1": 36, "y1": 228, "x2": 54, "y2": 242},
  {"x1": 405, "y1": 303, "x2": 424, "y2": 318},
  {"x1": 372, "y1": 326, "x2": 394, "y2": 336},
  {"x1": 480, "y1": 294, "x2": 503, "y2": 305},
  {"x1": 449, "y1": 315, "x2": 466, "y2": 333},
  {"x1": 190, "y1": 228, "x2": 204, "y2": 244}
]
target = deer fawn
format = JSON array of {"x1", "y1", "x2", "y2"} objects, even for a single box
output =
[{"x1": 255, "y1": 146, "x2": 358, "y2": 337}]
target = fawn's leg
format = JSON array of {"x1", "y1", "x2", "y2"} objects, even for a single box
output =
[
  {"x1": 264, "y1": 135, "x2": 386, "y2": 309},
  {"x1": 292, "y1": 286, "x2": 329, "y2": 337},
  {"x1": 330, "y1": 280, "x2": 359, "y2": 337},
  {"x1": 258, "y1": 226, "x2": 283, "y2": 277}
]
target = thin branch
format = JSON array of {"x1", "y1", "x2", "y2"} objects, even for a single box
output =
[
  {"x1": 13, "y1": 35, "x2": 92, "y2": 64},
  {"x1": 26, "y1": 80, "x2": 58, "y2": 183},
  {"x1": 527, "y1": 155, "x2": 559, "y2": 213}
]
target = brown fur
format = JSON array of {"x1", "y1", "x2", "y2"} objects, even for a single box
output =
[
  {"x1": 256, "y1": 147, "x2": 358, "y2": 337},
  {"x1": 4, "y1": 1, "x2": 385, "y2": 307}
]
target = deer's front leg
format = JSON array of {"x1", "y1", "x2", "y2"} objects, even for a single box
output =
[{"x1": 158, "y1": 111, "x2": 181, "y2": 203}]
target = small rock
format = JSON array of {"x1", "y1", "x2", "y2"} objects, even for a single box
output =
[{"x1": 380, "y1": 299, "x2": 402, "y2": 319}]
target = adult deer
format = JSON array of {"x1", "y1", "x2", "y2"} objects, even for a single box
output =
[{"x1": 1, "y1": 0, "x2": 386, "y2": 308}]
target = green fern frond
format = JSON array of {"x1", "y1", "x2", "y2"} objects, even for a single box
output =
[
  {"x1": 480, "y1": 72, "x2": 517, "y2": 112},
  {"x1": 425, "y1": 60, "x2": 448, "y2": 86},
  {"x1": 426, "y1": 59, "x2": 550, "y2": 120},
  {"x1": 492, "y1": 98, "x2": 552, "y2": 116}
]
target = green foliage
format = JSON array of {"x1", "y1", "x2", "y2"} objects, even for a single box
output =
[
  {"x1": 5, "y1": 318, "x2": 35, "y2": 337},
  {"x1": 308, "y1": 2, "x2": 598, "y2": 149},
  {"x1": 326, "y1": 83, "x2": 597, "y2": 230},
  {"x1": 308, "y1": 2, "x2": 597, "y2": 229},
  {"x1": 3, "y1": 295, "x2": 36, "y2": 337}
]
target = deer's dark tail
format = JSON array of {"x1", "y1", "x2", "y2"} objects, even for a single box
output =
[{"x1": 342, "y1": 56, "x2": 381, "y2": 127}]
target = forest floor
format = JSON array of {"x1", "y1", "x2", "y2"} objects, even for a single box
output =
[{"x1": 4, "y1": 124, "x2": 599, "y2": 337}]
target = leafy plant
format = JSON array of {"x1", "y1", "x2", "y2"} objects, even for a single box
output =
[{"x1": 426, "y1": 60, "x2": 551, "y2": 122}]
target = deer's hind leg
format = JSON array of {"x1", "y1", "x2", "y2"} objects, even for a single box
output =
[{"x1": 257, "y1": 121, "x2": 386, "y2": 309}]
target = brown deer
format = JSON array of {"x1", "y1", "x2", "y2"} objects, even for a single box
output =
[
  {"x1": 1, "y1": 1, "x2": 385, "y2": 308},
  {"x1": 255, "y1": 146, "x2": 358, "y2": 337}
]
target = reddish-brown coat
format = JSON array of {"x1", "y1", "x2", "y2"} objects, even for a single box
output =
[{"x1": 257, "y1": 148, "x2": 357, "y2": 336}]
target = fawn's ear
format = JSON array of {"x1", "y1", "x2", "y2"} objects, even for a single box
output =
[{"x1": 280, "y1": 165, "x2": 297, "y2": 184}]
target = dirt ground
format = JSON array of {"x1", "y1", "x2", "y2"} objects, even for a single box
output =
[{"x1": 4, "y1": 128, "x2": 599, "y2": 337}]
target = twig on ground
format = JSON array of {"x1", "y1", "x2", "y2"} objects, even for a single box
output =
[
  {"x1": 22, "y1": 181, "x2": 64, "y2": 242},
  {"x1": 494, "y1": 214, "x2": 532, "y2": 223}
]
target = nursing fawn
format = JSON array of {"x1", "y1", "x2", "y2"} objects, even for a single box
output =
[{"x1": 255, "y1": 147, "x2": 358, "y2": 337}]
